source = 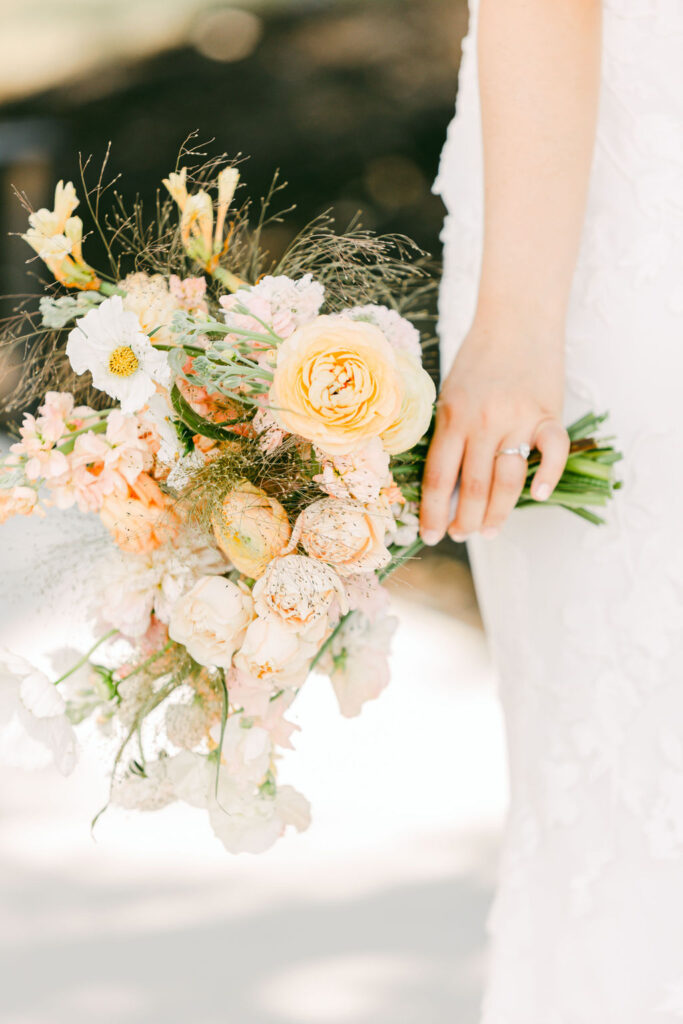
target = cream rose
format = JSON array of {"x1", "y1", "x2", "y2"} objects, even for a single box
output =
[
  {"x1": 212, "y1": 481, "x2": 291, "y2": 579},
  {"x1": 168, "y1": 575, "x2": 253, "y2": 668},
  {"x1": 269, "y1": 316, "x2": 404, "y2": 455},
  {"x1": 380, "y1": 352, "x2": 436, "y2": 455},
  {"x1": 288, "y1": 497, "x2": 392, "y2": 576},
  {"x1": 234, "y1": 616, "x2": 318, "y2": 687},
  {"x1": 252, "y1": 554, "x2": 347, "y2": 636}
]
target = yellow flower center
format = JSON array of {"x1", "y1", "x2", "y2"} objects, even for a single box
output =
[{"x1": 108, "y1": 345, "x2": 139, "y2": 377}]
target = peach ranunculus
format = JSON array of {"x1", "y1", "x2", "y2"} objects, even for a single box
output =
[
  {"x1": 287, "y1": 497, "x2": 392, "y2": 576},
  {"x1": 252, "y1": 554, "x2": 347, "y2": 637},
  {"x1": 168, "y1": 575, "x2": 253, "y2": 669},
  {"x1": 269, "y1": 316, "x2": 405, "y2": 455},
  {"x1": 313, "y1": 437, "x2": 391, "y2": 505},
  {"x1": 100, "y1": 472, "x2": 177, "y2": 554},
  {"x1": 212, "y1": 481, "x2": 291, "y2": 579},
  {"x1": 380, "y1": 352, "x2": 436, "y2": 455}
]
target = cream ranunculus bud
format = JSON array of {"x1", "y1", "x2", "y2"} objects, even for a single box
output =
[
  {"x1": 168, "y1": 575, "x2": 253, "y2": 668},
  {"x1": 212, "y1": 481, "x2": 291, "y2": 579},
  {"x1": 252, "y1": 554, "x2": 347, "y2": 637},
  {"x1": 234, "y1": 615, "x2": 318, "y2": 688},
  {"x1": 121, "y1": 272, "x2": 180, "y2": 346},
  {"x1": 288, "y1": 497, "x2": 392, "y2": 576},
  {"x1": 380, "y1": 352, "x2": 436, "y2": 455},
  {"x1": 269, "y1": 316, "x2": 405, "y2": 455}
]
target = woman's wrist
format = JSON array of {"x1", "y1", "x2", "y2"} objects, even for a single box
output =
[{"x1": 471, "y1": 293, "x2": 567, "y2": 353}]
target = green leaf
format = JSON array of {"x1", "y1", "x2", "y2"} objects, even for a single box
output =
[{"x1": 170, "y1": 383, "x2": 237, "y2": 441}]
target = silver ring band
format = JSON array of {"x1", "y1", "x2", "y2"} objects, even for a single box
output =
[{"x1": 495, "y1": 443, "x2": 531, "y2": 460}]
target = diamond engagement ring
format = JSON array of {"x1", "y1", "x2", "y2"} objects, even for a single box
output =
[{"x1": 496, "y1": 443, "x2": 531, "y2": 460}]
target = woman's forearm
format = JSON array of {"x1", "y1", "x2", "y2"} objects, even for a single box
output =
[
  {"x1": 476, "y1": 0, "x2": 602, "y2": 333},
  {"x1": 420, "y1": 0, "x2": 601, "y2": 543}
]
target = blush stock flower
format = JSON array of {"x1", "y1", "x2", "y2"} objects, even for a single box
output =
[{"x1": 99, "y1": 472, "x2": 177, "y2": 553}]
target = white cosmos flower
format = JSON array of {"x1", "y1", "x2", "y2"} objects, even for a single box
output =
[
  {"x1": 209, "y1": 773, "x2": 311, "y2": 854},
  {"x1": 0, "y1": 647, "x2": 77, "y2": 774},
  {"x1": 66, "y1": 295, "x2": 171, "y2": 413}
]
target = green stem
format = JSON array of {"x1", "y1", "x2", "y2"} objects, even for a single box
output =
[
  {"x1": 53, "y1": 629, "x2": 118, "y2": 687},
  {"x1": 114, "y1": 641, "x2": 174, "y2": 688},
  {"x1": 99, "y1": 281, "x2": 125, "y2": 297},
  {"x1": 153, "y1": 342, "x2": 206, "y2": 356},
  {"x1": 57, "y1": 417, "x2": 109, "y2": 453},
  {"x1": 212, "y1": 266, "x2": 245, "y2": 293},
  {"x1": 311, "y1": 536, "x2": 426, "y2": 672}
]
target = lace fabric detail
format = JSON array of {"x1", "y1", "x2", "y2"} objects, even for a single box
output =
[{"x1": 434, "y1": 2, "x2": 683, "y2": 1020}]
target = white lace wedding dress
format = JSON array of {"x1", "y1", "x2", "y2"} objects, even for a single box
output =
[{"x1": 434, "y1": 3, "x2": 683, "y2": 1021}]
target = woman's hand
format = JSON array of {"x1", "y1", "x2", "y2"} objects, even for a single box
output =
[{"x1": 419, "y1": 312, "x2": 569, "y2": 544}]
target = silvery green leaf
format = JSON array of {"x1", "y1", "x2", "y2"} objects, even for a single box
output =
[{"x1": 39, "y1": 293, "x2": 104, "y2": 329}]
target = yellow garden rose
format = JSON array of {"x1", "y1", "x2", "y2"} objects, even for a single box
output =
[
  {"x1": 212, "y1": 481, "x2": 291, "y2": 579},
  {"x1": 380, "y1": 352, "x2": 436, "y2": 455},
  {"x1": 269, "y1": 316, "x2": 404, "y2": 455}
]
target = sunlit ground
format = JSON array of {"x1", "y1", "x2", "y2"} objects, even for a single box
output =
[{"x1": 0, "y1": 502, "x2": 507, "y2": 1024}]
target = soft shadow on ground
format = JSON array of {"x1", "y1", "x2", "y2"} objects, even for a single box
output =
[{"x1": 0, "y1": 839, "x2": 496, "y2": 1024}]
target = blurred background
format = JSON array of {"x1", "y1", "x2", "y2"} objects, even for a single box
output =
[{"x1": 0, "y1": 2, "x2": 509, "y2": 1023}]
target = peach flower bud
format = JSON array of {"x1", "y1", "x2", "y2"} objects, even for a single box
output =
[
  {"x1": 252, "y1": 554, "x2": 347, "y2": 637},
  {"x1": 0, "y1": 486, "x2": 41, "y2": 524},
  {"x1": 380, "y1": 352, "x2": 436, "y2": 455},
  {"x1": 287, "y1": 497, "x2": 392, "y2": 576},
  {"x1": 212, "y1": 481, "x2": 291, "y2": 579},
  {"x1": 169, "y1": 575, "x2": 253, "y2": 669},
  {"x1": 269, "y1": 316, "x2": 404, "y2": 455},
  {"x1": 99, "y1": 472, "x2": 176, "y2": 554}
]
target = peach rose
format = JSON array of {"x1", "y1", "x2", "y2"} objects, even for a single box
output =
[
  {"x1": 252, "y1": 554, "x2": 346, "y2": 637},
  {"x1": 380, "y1": 352, "x2": 436, "y2": 455},
  {"x1": 269, "y1": 316, "x2": 404, "y2": 455},
  {"x1": 100, "y1": 472, "x2": 177, "y2": 554},
  {"x1": 287, "y1": 497, "x2": 392, "y2": 576},
  {"x1": 212, "y1": 481, "x2": 291, "y2": 579},
  {"x1": 234, "y1": 615, "x2": 318, "y2": 688}
]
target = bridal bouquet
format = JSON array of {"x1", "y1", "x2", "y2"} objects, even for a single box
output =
[{"x1": 0, "y1": 150, "x2": 621, "y2": 853}]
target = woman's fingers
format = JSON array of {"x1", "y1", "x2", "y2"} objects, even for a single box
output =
[
  {"x1": 481, "y1": 438, "x2": 530, "y2": 534},
  {"x1": 447, "y1": 436, "x2": 497, "y2": 539},
  {"x1": 419, "y1": 404, "x2": 465, "y2": 545},
  {"x1": 530, "y1": 418, "x2": 570, "y2": 501}
]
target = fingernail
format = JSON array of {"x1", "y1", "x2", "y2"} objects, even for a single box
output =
[
  {"x1": 481, "y1": 527, "x2": 498, "y2": 540},
  {"x1": 448, "y1": 530, "x2": 467, "y2": 543},
  {"x1": 421, "y1": 529, "x2": 442, "y2": 546},
  {"x1": 534, "y1": 483, "x2": 551, "y2": 501}
]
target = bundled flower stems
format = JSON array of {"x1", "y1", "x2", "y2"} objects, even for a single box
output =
[{"x1": 0, "y1": 149, "x2": 622, "y2": 852}]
